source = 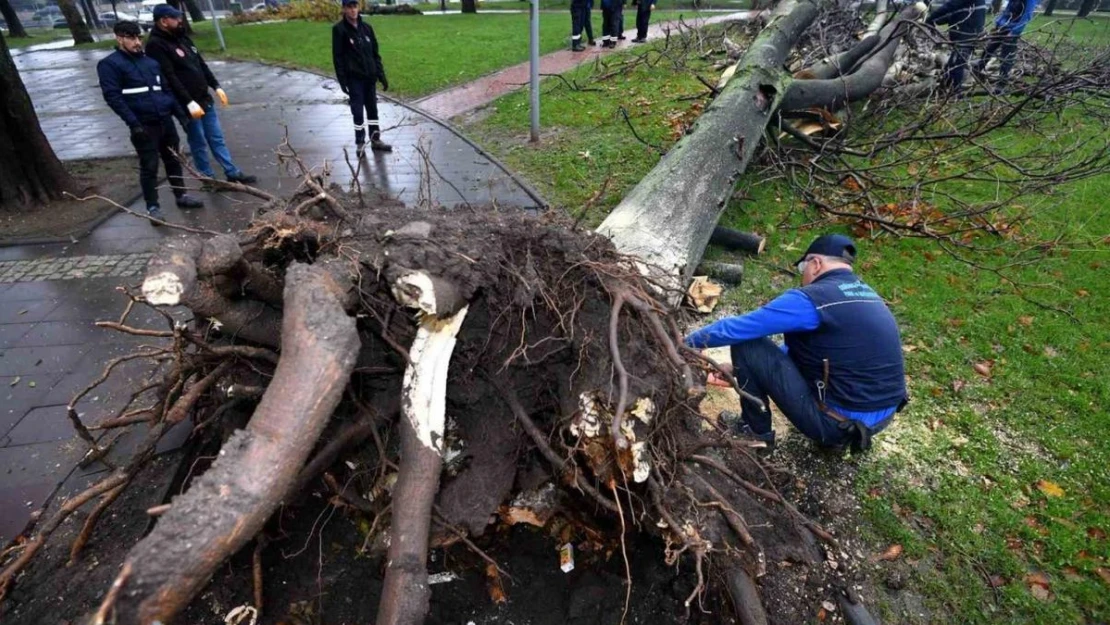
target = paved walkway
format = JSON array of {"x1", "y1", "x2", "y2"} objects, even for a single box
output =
[
  {"x1": 0, "y1": 50, "x2": 539, "y2": 546},
  {"x1": 414, "y1": 10, "x2": 756, "y2": 119}
]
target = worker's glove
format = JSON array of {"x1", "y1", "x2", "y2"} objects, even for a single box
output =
[
  {"x1": 215, "y1": 87, "x2": 229, "y2": 107},
  {"x1": 129, "y1": 126, "x2": 148, "y2": 141},
  {"x1": 187, "y1": 101, "x2": 205, "y2": 119},
  {"x1": 339, "y1": 83, "x2": 350, "y2": 95},
  {"x1": 378, "y1": 75, "x2": 389, "y2": 92}
]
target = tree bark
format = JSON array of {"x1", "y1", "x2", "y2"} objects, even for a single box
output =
[
  {"x1": 597, "y1": 0, "x2": 820, "y2": 284},
  {"x1": 865, "y1": 0, "x2": 889, "y2": 35},
  {"x1": 0, "y1": 0, "x2": 27, "y2": 38},
  {"x1": 183, "y1": 0, "x2": 207, "y2": 22},
  {"x1": 110, "y1": 261, "x2": 360, "y2": 625},
  {"x1": 0, "y1": 32, "x2": 76, "y2": 208},
  {"x1": 461, "y1": 0, "x2": 477, "y2": 12},
  {"x1": 56, "y1": 0, "x2": 93, "y2": 44},
  {"x1": 1077, "y1": 0, "x2": 1097, "y2": 17},
  {"x1": 780, "y1": 5, "x2": 923, "y2": 111},
  {"x1": 1042, "y1": 0, "x2": 1057, "y2": 16}
]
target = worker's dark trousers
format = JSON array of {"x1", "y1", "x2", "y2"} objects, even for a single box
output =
[
  {"x1": 581, "y1": 3, "x2": 594, "y2": 42},
  {"x1": 729, "y1": 338, "x2": 893, "y2": 447},
  {"x1": 942, "y1": 39, "x2": 974, "y2": 91},
  {"x1": 978, "y1": 28, "x2": 1019, "y2": 79},
  {"x1": 348, "y1": 77, "x2": 381, "y2": 146},
  {"x1": 635, "y1": 4, "x2": 651, "y2": 39},
  {"x1": 601, "y1": 4, "x2": 620, "y2": 40},
  {"x1": 571, "y1": 0, "x2": 588, "y2": 43},
  {"x1": 131, "y1": 117, "x2": 185, "y2": 210}
]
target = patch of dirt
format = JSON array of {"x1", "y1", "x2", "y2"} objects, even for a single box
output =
[{"x1": 0, "y1": 158, "x2": 140, "y2": 242}]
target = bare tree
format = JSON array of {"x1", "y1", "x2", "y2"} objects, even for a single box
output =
[
  {"x1": 0, "y1": 32, "x2": 76, "y2": 208},
  {"x1": 461, "y1": 0, "x2": 477, "y2": 12},
  {"x1": 1076, "y1": 0, "x2": 1098, "y2": 16},
  {"x1": 56, "y1": 0, "x2": 93, "y2": 44},
  {"x1": 0, "y1": 0, "x2": 27, "y2": 38}
]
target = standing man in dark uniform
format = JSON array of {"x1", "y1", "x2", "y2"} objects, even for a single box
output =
[
  {"x1": 333, "y1": 0, "x2": 392, "y2": 155},
  {"x1": 98, "y1": 21, "x2": 204, "y2": 222},
  {"x1": 926, "y1": 0, "x2": 988, "y2": 92},
  {"x1": 630, "y1": 0, "x2": 655, "y2": 43},
  {"x1": 685, "y1": 235, "x2": 907, "y2": 453}
]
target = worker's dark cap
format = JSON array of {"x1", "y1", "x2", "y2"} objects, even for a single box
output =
[
  {"x1": 113, "y1": 20, "x2": 142, "y2": 36},
  {"x1": 796, "y1": 234, "x2": 857, "y2": 265},
  {"x1": 152, "y1": 4, "x2": 184, "y2": 19},
  {"x1": 342, "y1": 0, "x2": 359, "y2": 6}
]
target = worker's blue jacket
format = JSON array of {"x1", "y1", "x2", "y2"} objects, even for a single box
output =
[
  {"x1": 97, "y1": 47, "x2": 181, "y2": 129},
  {"x1": 685, "y1": 269, "x2": 906, "y2": 427},
  {"x1": 996, "y1": 0, "x2": 1039, "y2": 34}
]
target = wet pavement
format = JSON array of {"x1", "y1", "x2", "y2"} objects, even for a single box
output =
[{"x1": 1, "y1": 49, "x2": 540, "y2": 545}]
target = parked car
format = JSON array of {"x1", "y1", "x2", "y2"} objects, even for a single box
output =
[
  {"x1": 98, "y1": 10, "x2": 139, "y2": 25},
  {"x1": 52, "y1": 16, "x2": 70, "y2": 28},
  {"x1": 33, "y1": 6, "x2": 62, "y2": 23},
  {"x1": 136, "y1": 0, "x2": 162, "y2": 29}
]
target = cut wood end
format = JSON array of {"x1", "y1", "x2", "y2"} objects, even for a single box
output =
[
  {"x1": 402, "y1": 306, "x2": 469, "y2": 453},
  {"x1": 392, "y1": 271, "x2": 439, "y2": 315},
  {"x1": 142, "y1": 271, "x2": 184, "y2": 306}
]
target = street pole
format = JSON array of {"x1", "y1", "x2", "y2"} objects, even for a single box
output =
[
  {"x1": 529, "y1": 0, "x2": 539, "y2": 142},
  {"x1": 206, "y1": 0, "x2": 226, "y2": 50}
]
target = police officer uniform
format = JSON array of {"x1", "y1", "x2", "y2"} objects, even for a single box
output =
[{"x1": 332, "y1": 0, "x2": 392, "y2": 153}]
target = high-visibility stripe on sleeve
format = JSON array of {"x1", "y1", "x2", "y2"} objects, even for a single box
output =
[{"x1": 120, "y1": 86, "x2": 162, "y2": 94}]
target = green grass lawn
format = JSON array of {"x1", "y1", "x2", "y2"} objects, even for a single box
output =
[
  {"x1": 4, "y1": 26, "x2": 80, "y2": 48},
  {"x1": 153, "y1": 9, "x2": 689, "y2": 98},
  {"x1": 465, "y1": 25, "x2": 1110, "y2": 625},
  {"x1": 408, "y1": 0, "x2": 754, "y2": 12}
]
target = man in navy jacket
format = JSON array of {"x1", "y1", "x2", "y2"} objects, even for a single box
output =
[
  {"x1": 685, "y1": 235, "x2": 907, "y2": 453},
  {"x1": 97, "y1": 21, "x2": 203, "y2": 222},
  {"x1": 333, "y1": 0, "x2": 392, "y2": 154},
  {"x1": 926, "y1": 0, "x2": 988, "y2": 91}
]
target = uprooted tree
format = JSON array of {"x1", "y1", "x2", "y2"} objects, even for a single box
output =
[{"x1": 2, "y1": 1, "x2": 1109, "y2": 623}]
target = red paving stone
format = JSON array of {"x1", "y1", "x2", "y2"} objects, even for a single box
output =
[{"x1": 414, "y1": 11, "x2": 756, "y2": 120}]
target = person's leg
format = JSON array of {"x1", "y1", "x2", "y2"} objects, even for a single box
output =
[
  {"x1": 976, "y1": 28, "x2": 1002, "y2": 73},
  {"x1": 617, "y1": 2, "x2": 625, "y2": 38},
  {"x1": 199, "y1": 103, "x2": 242, "y2": 178},
  {"x1": 601, "y1": 6, "x2": 612, "y2": 45},
  {"x1": 571, "y1": 2, "x2": 585, "y2": 49},
  {"x1": 185, "y1": 115, "x2": 215, "y2": 179},
  {"x1": 155, "y1": 117, "x2": 185, "y2": 196},
  {"x1": 997, "y1": 32, "x2": 1018, "y2": 79},
  {"x1": 636, "y1": 5, "x2": 649, "y2": 40},
  {"x1": 729, "y1": 338, "x2": 850, "y2": 447},
  {"x1": 131, "y1": 123, "x2": 161, "y2": 210},
  {"x1": 583, "y1": 4, "x2": 594, "y2": 43},
  {"x1": 364, "y1": 80, "x2": 391, "y2": 151},
  {"x1": 349, "y1": 78, "x2": 368, "y2": 146},
  {"x1": 944, "y1": 43, "x2": 970, "y2": 91}
]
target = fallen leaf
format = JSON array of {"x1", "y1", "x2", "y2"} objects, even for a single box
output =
[
  {"x1": 973, "y1": 361, "x2": 993, "y2": 377},
  {"x1": 952, "y1": 379, "x2": 966, "y2": 393},
  {"x1": 1036, "y1": 480, "x2": 1065, "y2": 498},
  {"x1": 1062, "y1": 567, "x2": 1083, "y2": 582},
  {"x1": 8, "y1": 376, "x2": 19, "y2": 387},
  {"x1": 27, "y1": 381, "x2": 35, "y2": 388},
  {"x1": 988, "y1": 574, "x2": 1007, "y2": 588},
  {"x1": 876, "y1": 544, "x2": 903, "y2": 561},
  {"x1": 1017, "y1": 315, "x2": 1034, "y2": 327},
  {"x1": 1088, "y1": 527, "x2": 1107, "y2": 541},
  {"x1": 1043, "y1": 346, "x2": 1059, "y2": 358},
  {"x1": 1096, "y1": 568, "x2": 1110, "y2": 586},
  {"x1": 1076, "y1": 289, "x2": 1090, "y2": 298},
  {"x1": 816, "y1": 607, "x2": 827, "y2": 622},
  {"x1": 1029, "y1": 584, "x2": 1052, "y2": 601}
]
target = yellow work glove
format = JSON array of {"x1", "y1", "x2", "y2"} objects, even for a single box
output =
[
  {"x1": 215, "y1": 88, "x2": 228, "y2": 107},
  {"x1": 187, "y1": 101, "x2": 205, "y2": 119}
]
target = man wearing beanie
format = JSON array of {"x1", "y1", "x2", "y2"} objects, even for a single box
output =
[
  {"x1": 685, "y1": 234, "x2": 907, "y2": 453},
  {"x1": 145, "y1": 4, "x2": 257, "y2": 185},
  {"x1": 97, "y1": 20, "x2": 204, "y2": 222}
]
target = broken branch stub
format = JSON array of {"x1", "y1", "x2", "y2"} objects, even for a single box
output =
[
  {"x1": 377, "y1": 270, "x2": 469, "y2": 625},
  {"x1": 109, "y1": 262, "x2": 360, "y2": 624}
]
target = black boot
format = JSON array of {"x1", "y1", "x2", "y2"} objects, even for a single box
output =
[{"x1": 370, "y1": 131, "x2": 392, "y2": 152}]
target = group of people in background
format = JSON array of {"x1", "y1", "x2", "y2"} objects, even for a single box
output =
[
  {"x1": 926, "y1": 0, "x2": 1040, "y2": 92},
  {"x1": 97, "y1": 1, "x2": 390, "y2": 223},
  {"x1": 570, "y1": 0, "x2": 656, "y2": 51}
]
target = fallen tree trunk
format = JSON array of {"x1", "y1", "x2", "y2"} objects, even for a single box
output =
[{"x1": 108, "y1": 261, "x2": 360, "y2": 624}]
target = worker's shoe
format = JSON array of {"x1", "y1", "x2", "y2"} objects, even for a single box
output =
[
  {"x1": 355, "y1": 142, "x2": 367, "y2": 158},
  {"x1": 175, "y1": 193, "x2": 204, "y2": 209},
  {"x1": 719, "y1": 410, "x2": 776, "y2": 454},
  {"x1": 369, "y1": 132, "x2": 392, "y2": 152},
  {"x1": 572, "y1": 41, "x2": 586, "y2": 52},
  {"x1": 631, "y1": 37, "x2": 646, "y2": 43},
  {"x1": 226, "y1": 171, "x2": 258, "y2": 185},
  {"x1": 147, "y1": 205, "x2": 166, "y2": 224}
]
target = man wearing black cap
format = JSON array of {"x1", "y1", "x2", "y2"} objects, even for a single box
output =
[
  {"x1": 332, "y1": 0, "x2": 392, "y2": 155},
  {"x1": 97, "y1": 20, "x2": 204, "y2": 223},
  {"x1": 145, "y1": 4, "x2": 257, "y2": 185},
  {"x1": 685, "y1": 234, "x2": 907, "y2": 453}
]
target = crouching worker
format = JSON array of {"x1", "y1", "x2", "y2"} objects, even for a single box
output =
[
  {"x1": 97, "y1": 20, "x2": 204, "y2": 223},
  {"x1": 684, "y1": 235, "x2": 907, "y2": 454}
]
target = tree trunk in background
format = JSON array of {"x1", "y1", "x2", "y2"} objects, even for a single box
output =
[
  {"x1": 1076, "y1": 0, "x2": 1097, "y2": 16},
  {"x1": 56, "y1": 0, "x2": 93, "y2": 44},
  {"x1": 184, "y1": 0, "x2": 207, "y2": 23},
  {"x1": 461, "y1": 0, "x2": 477, "y2": 12},
  {"x1": 0, "y1": 32, "x2": 76, "y2": 208},
  {"x1": 0, "y1": 0, "x2": 27, "y2": 38},
  {"x1": 1042, "y1": 0, "x2": 1057, "y2": 15}
]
